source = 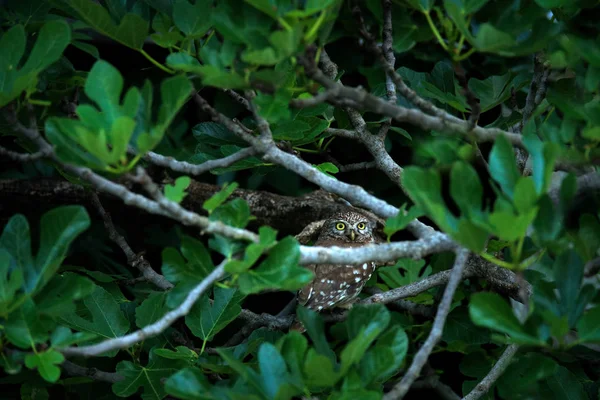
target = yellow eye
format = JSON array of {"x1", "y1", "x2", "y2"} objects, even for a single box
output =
[
  {"x1": 335, "y1": 222, "x2": 346, "y2": 231},
  {"x1": 357, "y1": 222, "x2": 366, "y2": 230}
]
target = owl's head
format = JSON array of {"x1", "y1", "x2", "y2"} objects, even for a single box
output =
[{"x1": 320, "y1": 212, "x2": 375, "y2": 243}]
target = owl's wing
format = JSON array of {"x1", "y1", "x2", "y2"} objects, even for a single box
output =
[{"x1": 297, "y1": 264, "x2": 317, "y2": 305}]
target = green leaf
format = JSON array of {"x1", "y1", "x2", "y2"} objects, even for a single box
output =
[
  {"x1": 468, "y1": 72, "x2": 524, "y2": 113},
  {"x1": 297, "y1": 306, "x2": 337, "y2": 365},
  {"x1": 473, "y1": 24, "x2": 516, "y2": 54},
  {"x1": 254, "y1": 90, "x2": 292, "y2": 124},
  {"x1": 4, "y1": 299, "x2": 48, "y2": 350},
  {"x1": 193, "y1": 122, "x2": 248, "y2": 147},
  {"x1": 173, "y1": 0, "x2": 212, "y2": 37},
  {"x1": 316, "y1": 162, "x2": 339, "y2": 176},
  {"x1": 384, "y1": 204, "x2": 425, "y2": 239},
  {"x1": 203, "y1": 182, "x2": 240, "y2": 213},
  {"x1": 402, "y1": 166, "x2": 456, "y2": 233},
  {"x1": 185, "y1": 287, "x2": 243, "y2": 341},
  {"x1": 0, "y1": 206, "x2": 90, "y2": 296},
  {"x1": 405, "y1": 0, "x2": 434, "y2": 11},
  {"x1": 136, "y1": 291, "x2": 168, "y2": 328},
  {"x1": 164, "y1": 367, "x2": 214, "y2": 399},
  {"x1": 469, "y1": 292, "x2": 543, "y2": 345},
  {"x1": 488, "y1": 135, "x2": 520, "y2": 200},
  {"x1": 450, "y1": 162, "x2": 483, "y2": 217},
  {"x1": 542, "y1": 366, "x2": 588, "y2": 400},
  {"x1": 304, "y1": 348, "x2": 339, "y2": 388},
  {"x1": 66, "y1": 0, "x2": 149, "y2": 50},
  {"x1": 0, "y1": 21, "x2": 71, "y2": 107},
  {"x1": 154, "y1": 346, "x2": 198, "y2": 363},
  {"x1": 497, "y1": 353, "x2": 557, "y2": 398},
  {"x1": 238, "y1": 237, "x2": 313, "y2": 294},
  {"x1": 340, "y1": 304, "x2": 391, "y2": 374},
  {"x1": 443, "y1": 307, "x2": 491, "y2": 345},
  {"x1": 523, "y1": 129, "x2": 559, "y2": 195},
  {"x1": 362, "y1": 324, "x2": 409, "y2": 383},
  {"x1": 60, "y1": 285, "x2": 130, "y2": 356},
  {"x1": 209, "y1": 198, "x2": 252, "y2": 228},
  {"x1": 34, "y1": 272, "x2": 95, "y2": 316},
  {"x1": 554, "y1": 250, "x2": 584, "y2": 326},
  {"x1": 113, "y1": 349, "x2": 187, "y2": 400},
  {"x1": 577, "y1": 306, "x2": 600, "y2": 342},
  {"x1": 24, "y1": 349, "x2": 64, "y2": 383},
  {"x1": 0, "y1": 250, "x2": 23, "y2": 316},
  {"x1": 257, "y1": 342, "x2": 302, "y2": 399},
  {"x1": 162, "y1": 236, "x2": 214, "y2": 307},
  {"x1": 164, "y1": 176, "x2": 191, "y2": 203},
  {"x1": 378, "y1": 258, "x2": 428, "y2": 288}
]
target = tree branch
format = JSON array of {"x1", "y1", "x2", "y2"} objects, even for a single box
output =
[
  {"x1": 60, "y1": 260, "x2": 226, "y2": 357},
  {"x1": 140, "y1": 147, "x2": 257, "y2": 176},
  {"x1": 383, "y1": 248, "x2": 470, "y2": 400},
  {"x1": 193, "y1": 92, "x2": 437, "y2": 239},
  {"x1": 297, "y1": 52, "x2": 524, "y2": 147},
  {"x1": 462, "y1": 345, "x2": 519, "y2": 400},
  {"x1": 90, "y1": 192, "x2": 173, "y2": 290},
  {"x1": 61, "y1": 360, "x2": 124, "y2": 383},
  {"x1": 0, "y1": 145, "x2": 51, "y2": 162}
]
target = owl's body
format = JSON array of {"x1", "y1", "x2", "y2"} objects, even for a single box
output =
[{"x1": 297, "y1": 212, "x2": 377, "y2": 312}]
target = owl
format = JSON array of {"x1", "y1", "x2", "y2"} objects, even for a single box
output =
[{"x1": 296, "y1": 211, "x2": 377, "y2": 316}]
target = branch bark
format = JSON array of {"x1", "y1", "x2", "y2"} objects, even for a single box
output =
[{"x1": 383, "y1": 248, "x2": 470, "y2": 400}]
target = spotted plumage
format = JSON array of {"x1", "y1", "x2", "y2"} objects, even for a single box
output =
[{"x1": 297, "y1": 211, "x2": 377, "y2": 314}]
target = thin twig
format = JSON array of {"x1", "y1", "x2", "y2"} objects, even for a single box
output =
[
  {"x1": 339, "y1": 161, "x2": 377, "y2": 172},
  {"x1": 297, "y1": 52, "x2": 524, "y2": 147},
  {"x1": 90, "y1": 192, "x2": 173, "y2": 290},
  {"x1": 462, "y1": 345, "x2": 519, "y2": 400},
  {"x1": 222, "y1": 89, "x2": 251, "y2": 111},
  {"x1": 383, "y1": 248, "x2": 470, "y2": 400},
  {"x1": 411, "y1": 376, "x2": 461, "y2": 400},
  {"x1": 141, "y1": 147, "x2": 257, "y2": 176},
  {"x1": 0, "y1": 145, "x2": 51, "y2": 162}
]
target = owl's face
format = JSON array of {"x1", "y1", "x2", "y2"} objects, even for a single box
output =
[{"x1": 320, "y1": 212, "x2": 375, "y2": 243}]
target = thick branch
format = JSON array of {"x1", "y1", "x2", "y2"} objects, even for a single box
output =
[
  {"x1": 61, "y1": 360, "x2": 124, "y2": 383},
  {"x1": 194, "y1": 92, "x2": 436, "y2": 239},
  {"x1": 462, "y1": 345, "x2": 519, "y2": 400},
  {"x1": 383, "y1": 248, "x2": 470, "y2": 400}
]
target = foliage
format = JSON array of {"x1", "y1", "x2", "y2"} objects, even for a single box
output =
[{"x1": 1, "y1": 0, "x2": 600, "y2": 399}]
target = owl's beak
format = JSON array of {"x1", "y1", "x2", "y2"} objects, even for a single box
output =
[{"x1": 349, "y1": 230, "x2": 356, "y2": 241}]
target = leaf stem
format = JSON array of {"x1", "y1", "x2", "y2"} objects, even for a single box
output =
[
  {"x1": 293, "y1": 146, "x2": 321, "y2": 154},
  {"x1": 27, "y1": 99, "x2": 51, "y2": 106},
  {"x1": 480, "y1": 252, "x2": 515, "y2": 270},
  {"x1": 454, "y1": 47, "x2": 476, "y2": 62},
  {"x1": 277, "y1": 17, "x2": 293, "y2": 32},
  {"x1": 139, "y1": 49, "x2": 175, "y2": 74},
  {"x1": 424, "y1": 11, "x2": 449, "y2": 51}
]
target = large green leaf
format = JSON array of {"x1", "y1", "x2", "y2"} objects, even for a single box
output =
[
  {"x1": 469, "y1": 292, "x2": 544, "y2": 345},
  {"x1": 0, "y1": 250, "x2": 24, "y2": 317},
  {"x1": 4, "y1": 299, "x2": 49, "y2": 350},
  {"x1": 161, "y1": 235, "x2": 214, "y2": 308},
  {"x1": 185, "y1": 287, "x2": 243, "y2": 341},
  {"x1": 0, "y1": 21, "x2": 71, "y2": 107},
  {"x1": 135, "y1": 291, "x2": 169, "y2": 328},
  {"x1": 173, "y1": 0, "x2": 212, "y2": 37},
  {"x1": 237, "y1": 237, "x2": 313, "y2": 295},
  {"x1": 340, "y1": 305, "x2": 391, "y2": 375},
  {"x1": 113, "y1": 349, "x2": 187, "y2": 400},
  {"x1": 488, "y1": 135, "x2": 520, "y2": 200},
  {"x1": 0, "y1": 206, "x2": 90, "y2": 297},
  {"x1": 66, "y1": 0, "x2": 149, "y2": 50},
  {"x1": 60, "y1": 285, "x2": 130, "y2": 356}
]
